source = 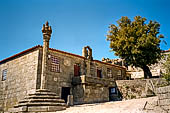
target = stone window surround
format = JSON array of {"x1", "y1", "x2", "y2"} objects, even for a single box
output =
[
  {"x1": 50, "y1": 55, "x2": 60, "y2": 73},
  {"x1": 107, "y1": 68, "x2": 112, "y2": 78},
  {"x1": 2, "y1": 69, "x2": 7, "y2": 81},
  {"x1": 117, "y1": 69, "x2": 122, "y2": 75},
  {"x1": 97, "y1": 68, "x2": 102, "y2": 78},
  {"x1": 117, "y1": 69, "x2": 122, "y2": 80},
  {"x1": 74, "y1": 63, "x2": 80, "y2": 76}
]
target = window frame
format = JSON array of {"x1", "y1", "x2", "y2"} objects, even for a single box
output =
[
  {"x1": 107, "y1": 68, "x2": 112, "y2": 78},
  {"x1": 97, "y1": 69, "x2": 102, "y2": 78},
  {"x1": 50, "y1": 55, "x2": 60, "y2": 73},
  {"x1": 117, "y1": 69, "x2": 122, "y2": 80},
  {"x1": 74, "y1": 64, "x2": 80, "y2": 77},
  {"x1": 2, "y1": 69, "x2": 7, "y2": 81}
]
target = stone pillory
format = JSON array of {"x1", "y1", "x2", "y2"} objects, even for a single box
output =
[
  {"x1": 0, "y1": 22, "x2": 126, "y2": 112},
  {"x1": 41, "y1": 21, "x2": 52, "y2": 89}
]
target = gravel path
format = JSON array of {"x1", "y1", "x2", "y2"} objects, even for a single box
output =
[{"x1": 55, "y1": 97, "x2": 157, "y2": 113}]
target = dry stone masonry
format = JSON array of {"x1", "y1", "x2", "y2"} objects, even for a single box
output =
[
  {"x1": 144, "y1": 85, "x2": 170, "y2": 113},
  {"x1": 116, "y1": 78, "x2": 168, "y2": 100}
]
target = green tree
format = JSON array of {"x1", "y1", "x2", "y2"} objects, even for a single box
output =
[{"x1": 107, "y1": 16, "x2": 164, "y2": 79}]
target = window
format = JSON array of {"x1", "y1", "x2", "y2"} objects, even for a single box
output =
[
  {"x1": 50, "y1": 55, "x2": 60, "y2": 72},
  {"x1": 117, "y1": 70, "x2": 122, "y2": 80},
  {"x1": 74, "y1": 64, "x2": 80, "y2": 76},
  {"x1": 107, "y1": 68, "x2": 112, "y2": 78},
  {"x1": 2, "y1": 69, "x2": 7, "y2": 81},
  {"x1": 117, "y1": 70, "x2": 122, "y2": 75},
  {"x1": 109, "y1": 87, "x2": 117, "y2": 94},
  {"x1": 97, "y1": 69, "x2": 102, "y2": 78}
]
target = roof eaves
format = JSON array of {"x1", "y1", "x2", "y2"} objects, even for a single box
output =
[{"x1": 0, "y1": 45, "x2": 41, "y2": 64}]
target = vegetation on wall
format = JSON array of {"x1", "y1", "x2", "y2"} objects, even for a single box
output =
[
  {"x1": 107, "y1": 16, "x2": 164, "y2": 79},
  {"x1": 163, "y1": 54, "x2": 170, "y2": 84}
]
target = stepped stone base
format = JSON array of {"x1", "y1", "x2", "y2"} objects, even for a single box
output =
[{"x1": 8, "y1": 89, "x2": 67, "y2": 113}]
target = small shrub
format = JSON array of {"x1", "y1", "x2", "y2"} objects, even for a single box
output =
[
  {"x1": 163, "y1": 54, "x2": 170, "y2": 85},
  {"x1": 130, "y1": 95, "x2": 136, "y2": 99},
  {"x1": 125, "y1": 85, "x2": 129, "y2": 89},
  {"x1": 163, "y1": 74, "x2": 170, "y2": 84}
]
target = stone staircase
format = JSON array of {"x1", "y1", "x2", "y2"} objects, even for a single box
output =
[
  {"x1": 146, "y1": 79, "x2": 156, "y2": 97},
  {"x1": 144, "y1": 85, "x2": 170, "y2": 113},
  {"x1": 8, "y1": 89, "x2": 67, "y2": 112}
]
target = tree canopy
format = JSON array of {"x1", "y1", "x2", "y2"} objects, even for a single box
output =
[{"x1": 107, "y1": 16, "x2": 164, "y2": 78}]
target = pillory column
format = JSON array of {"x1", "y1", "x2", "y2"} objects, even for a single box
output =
[{"x1": 41, "y1": 21, "x2": 52, "y2": 89}]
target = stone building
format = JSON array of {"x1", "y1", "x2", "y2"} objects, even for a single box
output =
[
  {"x1": 102, "y1": 50, "x2": 170, "y2": 79},
  {"x1": 0, "y1": 22, "x2": 126, "y2": 112}
]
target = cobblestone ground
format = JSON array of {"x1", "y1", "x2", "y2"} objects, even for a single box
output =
[{"x1": 55, "y1": 97, "x2": 157, "y2": 113}]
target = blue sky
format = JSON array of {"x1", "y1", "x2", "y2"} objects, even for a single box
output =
[{"x1": 0, "y1": 0, "x2": 170, "y2": 61}]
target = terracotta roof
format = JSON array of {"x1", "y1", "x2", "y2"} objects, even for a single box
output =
[
  {"x1": 162, "y1": 50, "x2": 170, "y2": 53},
  {"x1": 0, "y1": 45, "x2": 126, "y2": 70}
]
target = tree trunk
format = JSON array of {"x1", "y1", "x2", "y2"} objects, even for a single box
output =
[{"x1": 141, "y1": 65, "x2": 152, "y2": 79}]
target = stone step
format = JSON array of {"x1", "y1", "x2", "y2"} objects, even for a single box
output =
[
  {"x1": 19, "y1": 99, "x2": 65, "y2": 103},
  {"x1": 28, "y1": 91, "x2": 57, "y2": 96},
  {"x1": 17, "y1": 102, "x2": 66, "y2": 107},
  {"x1": 12, "y1": 89, "x2": 67, "y2": 112},
  {"x1": 36, "y1": 89, "x2": 51, "y2": 92},
  {"x1": 12, "y1": 105, "x2": 66, "y2": 112},
  {"x1": 29, "y1": 99, "x2": 65, "y2": 103},
  {"x1": 26, "y1": 95, "x2": 60, "y2": 99},
  {"x1": 27, "y1": 106, "x2": 66, "y2": 112}
]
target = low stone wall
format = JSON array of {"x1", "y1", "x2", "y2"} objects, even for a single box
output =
[
  {"x1": 116, "y1": 78, "x2": 168, "y2": 100},
  {"x1": 116, "y1": 79, "x2": 147, "y2": 100},
  {"x1": 156, "y1": 86, "x2": 170, "y2": 112},
  {"x1": 144, "y1": 85, "x2": 170, "y2": 113}
]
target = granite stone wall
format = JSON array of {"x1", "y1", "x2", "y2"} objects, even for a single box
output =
[
  {"x1": 144, "y1": 85, "x2": 170, "y2": 113},
  {"x1": 156, "y1": 86, "x2": 170, "y2": 112},
  {"x1": 72, "y1": 75, "x2": 116, "y2": 104},
  {"x1": 40, "y1": 49, "x2": 126, "y2": 100},
  {"x1": 0, "y1": 49, "x2": 39, "y2": 111},
  {"x1": 42, "y1": 50, "x2": 86, "y2": 96},
  {"x1": 0, "y1": 82, "x2": 3, "y2": 112},
  {"x1": 116, "y1": 79, "x2": 147, "y2": 100},
  {"x1": 116, "y1": 78, "x2": 168, "y2": 100}
]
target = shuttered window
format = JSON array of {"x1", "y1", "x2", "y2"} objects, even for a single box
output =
[
  {"x1": 97, "y1": 69, "x2": 102, "y2": 78},
  {"x1": 74, "y1": 64, "x2": 80, "y2": 76}
]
